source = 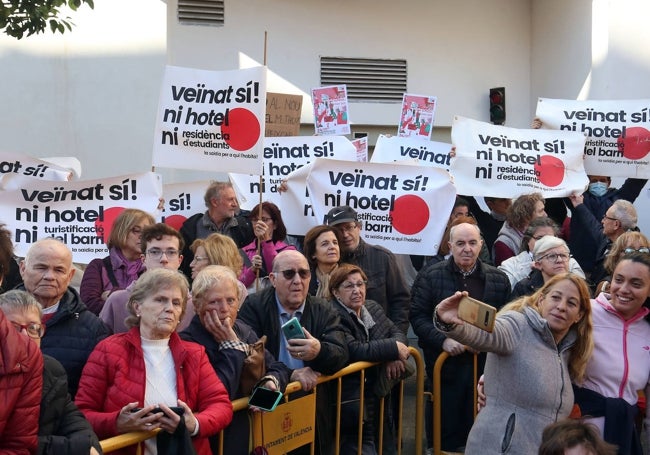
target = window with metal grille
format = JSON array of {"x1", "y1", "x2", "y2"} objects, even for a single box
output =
[
  {"x1": 178, "y1": 0, "x2": 224, "y2": 26},
  {"x1": 320, "y1": 57, "x2": 407, "y2": 102}
]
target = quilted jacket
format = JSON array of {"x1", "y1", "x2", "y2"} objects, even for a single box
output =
[{"x1": 75, "y1": 327, "x2": 233, "y2": 455}]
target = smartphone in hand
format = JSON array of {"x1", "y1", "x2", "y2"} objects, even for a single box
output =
[
  {"x1": 248, "y1": 387, "x2": 284, "y2": 412},
  {"x1": 281, "y1": 317, "x2": 305, "y2": 340},
  {"x1": 458, "y1": 296, "x2": 497, "y2": 332},
  {"x1": 131, "y1": 406, "x2": 184, "y2": 416}
]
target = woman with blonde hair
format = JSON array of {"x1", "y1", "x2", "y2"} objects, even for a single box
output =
[
  {"x1": 435, "y1": 273, "x2": 593, "y2": 453},
  {"x1": 189, "y1": 233, "x2": 247, "y2": 303},
  {"x1": 80, "y1": 208, "x2": 155, "y2": 314}
]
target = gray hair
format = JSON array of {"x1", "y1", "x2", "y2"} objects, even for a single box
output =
[
  {"x1": 191, "y1": 265, "x2": 242, "y2": 312},
  {"x1": 610, "y1": 199, "x2": 637, "y2": 231},
  {"x1": 449, "y1": 223, "x2": 481, "y2": 242},
  {"x1": 0, "y1": 290, "x2": 43, "y2": 317},
  {"x1": 203, "y1": 181, "x2": 233, "y2": 208},
  {"x1": 533, "y1": 236, "x2": 569, "y2": 260},
  {"x1": 24, "y1": 238, "x2": 72, "y2": 268}
]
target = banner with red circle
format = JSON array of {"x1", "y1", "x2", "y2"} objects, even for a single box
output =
[
  {"x1": 536, "y1": 98, "x2": 650, "y2": 178},
  {"x1": 306, "y1": 158, "x2": 455, "y2": 255},
  {"x1": 451, "y1": 116, "x2": 588, "y2": 198},
  {"x1": 153, "y1": 65, "x2": 266, "y2": 175}
]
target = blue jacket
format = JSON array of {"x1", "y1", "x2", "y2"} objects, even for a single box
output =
[{"x1": 17, "y1": 285, "x2": 110, "y2": 398}]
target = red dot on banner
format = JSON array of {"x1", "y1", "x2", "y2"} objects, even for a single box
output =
[
  {"x1": 390, "y1": 195, "x2": 429, "y2": 235},
  {"x1": 534, "y1": 155, "x2": 565, "y2": 187},
  {"x1": 94, "y1": 207, "x2": 125, "y2": 244},
  {"x1": 618, "y1": 127, "x2": 650, "y2": 160},
  {"x1": 221, "y1": 108, "x2": 261, "y2": 151},
  {"x1": 163, "y1": 215, "x2": 187, "y2": 231}
]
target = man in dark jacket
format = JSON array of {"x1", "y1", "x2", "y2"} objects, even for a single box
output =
[
  {"x1": 179, "y1": 181, "x2": 253, "y2": 279},
  {"x1": 18, "y1": 238, "x2": 109, "y2": 397},
  {"x1": 325, "y1": 205, "x2": 411, "y2": 334},
  {"x1": 566, "y1": 175, "x2": 646, "y2": 272},
  {"x1": 238, "y1": 250, "x2": 348, "y2": 455},
  {"x1": 410, "y1": 223, "x2": 511, "y2": 452}
]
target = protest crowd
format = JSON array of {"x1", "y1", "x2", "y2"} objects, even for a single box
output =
[{"x1": 2, "y1": 95, "x2": 650, "y2": 455}]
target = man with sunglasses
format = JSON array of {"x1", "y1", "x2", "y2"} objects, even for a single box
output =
[
  {"x1": 100, "y1": 223, "x2": 196, "y2": 333},
  {"x1": 16, "y1": 238, "x2": 109, "y2": 398},
  {"x1": 238, "y1": 250, "x2": 348, "y2": 455}
]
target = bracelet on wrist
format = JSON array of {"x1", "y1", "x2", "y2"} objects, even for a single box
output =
[{"x1": 434, "y1": 309, "x2": 456, "y2": 332}]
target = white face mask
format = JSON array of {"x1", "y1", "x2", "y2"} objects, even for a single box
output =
[{"x1": 588, "y1": 181, "x2": 608, "y2": 197}]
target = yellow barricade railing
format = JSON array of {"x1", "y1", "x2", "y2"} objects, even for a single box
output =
[
  {"x1": 431, "y1": 351, "x2": 478, "y2": 455},
  {"x1": 100, "y1": 347, "x2": 424, "y2": 455}
]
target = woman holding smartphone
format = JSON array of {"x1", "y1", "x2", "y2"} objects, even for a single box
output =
[
  {"x1": 434, "y1": 273, "x2": 593, "y2": 454},
  {"x1": 76, "y1": 268, "x2": 233, "y2": 455}
]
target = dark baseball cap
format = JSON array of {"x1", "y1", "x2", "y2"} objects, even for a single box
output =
[{"x1": 324, "y1": 206, "x2": 358, "y2": 226}]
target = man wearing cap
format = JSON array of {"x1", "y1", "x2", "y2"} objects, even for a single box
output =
[{"x1": 325, "y1": 205, "x2": 411, "y2": 335}]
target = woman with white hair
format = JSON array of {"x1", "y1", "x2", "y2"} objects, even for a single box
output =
[{"x1": 510, "y1": 236, "x2": 572, "y2": 299}]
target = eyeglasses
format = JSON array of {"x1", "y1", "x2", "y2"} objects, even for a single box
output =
[
  {"x1": 11, "y1": 322, "x2": 45, "y2": 339},
  {"x1": 252, "y1": 217, "x2": 272, "y2": 223},
  {"x1": 603, "y1": 215, "x2": 619, "y2": 222},
  {"x1": 279, "y1": 269, "x2": 311, "y2": 280},
  {"x1": 538, "y1": 252, "x2": 571, "y2": 262},
  {"x1": 340, "y1": 280, "x2": 367, "y2": 291},
  {"x1": 335, "y1": 223, "x2": 358, "y2": 234},
  {"x1": 624, "y1": 247, "x2": 650, "y2": 254},
  {"x1": 146, "y1": 249, "x2": 180, "y2": 259},
  {"x1": 191, "y1": 255, "x2": 209, "y2": 263}
]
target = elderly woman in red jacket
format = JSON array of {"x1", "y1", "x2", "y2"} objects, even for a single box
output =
[{"x1": 75, "y1": 268, "x2": 233, "y2": 455}]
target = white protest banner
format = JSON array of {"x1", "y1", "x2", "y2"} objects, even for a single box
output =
[
  {"x1": 306, "y1": 158, "x2": 455, "y2": 255},
  {"x1": 451, "y1": 116, "x2": 588, "y2": 198},
  {"x1": 398, "y1": 94, "x2": 437, "y2": 140},
  {"x1": 279, "y1": 163, "x2": 319, "y2": 235},
  {"x1": 536, "y1": 98, "x2": 650, "y2": 177},
  {"x1": 0, "y1": 172, "x2": 162, "y2": 263},
  {"x1": 40, "y1": 156, "x2": 82, "y2": 179},
  {"x1": 0, "y1": 151, "x2": 73, "y2": 186},
  {"x1": 370, "y1": 135, "x2": 451, "y2": 169},
  {"x1": 229, "y1": 136, "x2": 357, "y2": 210},
  {"x1": 153, "y1": 65, "x2": 266, "y2": 174},
  {"x1": 161, "y1": 180, "x2": 210, "y2": 231},
  {"x1": 312, "y1": 85, "x2": 351, "y2": 136}
]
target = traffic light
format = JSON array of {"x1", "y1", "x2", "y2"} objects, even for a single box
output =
[{"x1": 489, "y1": 87, "x2": 506, "y2": 125}]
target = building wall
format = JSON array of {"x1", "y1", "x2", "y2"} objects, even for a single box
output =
[{"x1": 1, "y1": 0, "x2": 649, "y2": 227}]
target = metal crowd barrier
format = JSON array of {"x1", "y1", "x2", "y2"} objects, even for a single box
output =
[
  {"x1": 100, "y1": 347, "x2": 425, "y2": 455},
  {"x1": 430, "y1": 351, "x2": 479, "y2": 455}
]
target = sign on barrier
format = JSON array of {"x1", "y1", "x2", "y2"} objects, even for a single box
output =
[{"x1": 257, "y1": 394, "x2": 316, "y2": 453}]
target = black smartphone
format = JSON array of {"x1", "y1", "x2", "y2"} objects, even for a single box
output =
[
  {"x1": 248, "y1": 387, "x2": 284, "y2": 412},
  {"x1": 281, "y1": 317, "x2": 305, "y2": 340},
  {"x1": 131, "y1": 406, "x2": 184, "y2": 416}
]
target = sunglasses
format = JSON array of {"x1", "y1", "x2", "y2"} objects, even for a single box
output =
[
  {"x1": 279, "y1": 269, "x2": 311, "y2": 280},
  {"x1": 624, "y1": 247, "x2": 650, "y2": 254}
]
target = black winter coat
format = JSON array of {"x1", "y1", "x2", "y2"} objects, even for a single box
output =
[{"x1": 38, "y1": 355, "x2": 101, "y2": 455}]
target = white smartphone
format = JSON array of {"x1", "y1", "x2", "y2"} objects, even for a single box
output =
[{"x1": 458, "y1": 296, "x2": 497, "y2": 332}]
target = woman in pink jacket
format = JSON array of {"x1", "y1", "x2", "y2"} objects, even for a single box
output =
[
  {"x1": 75, "y1": 268, "x2": 233, "y2": 455},
  {"x1": 574, "y1": 251, "x2": 650, "y2": 454}
]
